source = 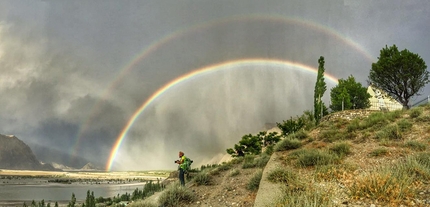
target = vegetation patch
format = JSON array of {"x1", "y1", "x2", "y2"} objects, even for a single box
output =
[
  {"x1": 409, "y1": 108, "x2": 423, "y2": 118},
  {"x1": 246, "y1": 170, "x2": 263, "y2": 191},
  {"x1": 397, "y1": 119, "x2": 413, "y2": 132},
  {"x1": 369, "y1": 148, "x2": 389, "y2": 157},
  {"x1": 347, "y1": 170, "x2": 414, "y2": 203},
  {"x1": 276, "y1": 184, "x2": 333, "y2": 207},
  {"x1": 274, "y1": 138, "x2": 302, "y2": 152},
  {"x1": 193, "y1": 171, "x2": 212, "y2": 186},
  {"x1": 315, "y1": 164, "x2": 357, "y2": 181},
  {"x1": 158, "y1": 183, "x2": 196, "y2": 207},
  {"x1": 229, "y1": 169, "x2": 240, "y2": 177},
  {"x1": 267, "y1": 168, "x2": 297, "y2": 184},
  {"x1": 329, "y1": 142, "x2": 351, "y2": 158},
  {"x1": 242, "y1": 155, "x2": 257, "y2": 169},
  {"x1": 403, "y1": 141, "x2": 427, "y2": 151},
  {"x1": 375, "y1": 124, "x2": 402, "y2": 140},
  {"x1": 290, "y1": 149, "x2": 339, "y2": 167}
]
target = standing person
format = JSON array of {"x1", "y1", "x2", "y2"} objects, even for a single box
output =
[{"x1": 175, "y1": 151, "x2": 186, "y2": 186}]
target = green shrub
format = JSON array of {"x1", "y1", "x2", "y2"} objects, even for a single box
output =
[
  {"x1": 403, "y1": 141, "x2": 427, "y2": 151},
  {"x1": 229, "y1": 169, "x2": 240, "y2": 177},
  {"x1": 329, "y1": 142, "x2": 351, "y2": 158},
  {"x1": 361, "y1": 112, "x2": 390, "y2": 129},
  {"x1": 158, "y1": 183, "x2": 195, "y2": 207},
  {"x1": 294, "y1": 149, "x2": 338, "y2": 167},
  {"x1": 264, "y1": 145, "x2": 274, "y2": 155},
  {"x1": 128, "y1": 200, "x2": 158, "y2": 207},
  {"x1": 267, "y1": 168, "x2": 297, "y2": 184},
  {"x1": 230, "y1": 157, "x2": 244, "y2": 164},
  {"x1": 385, "y1": 110, "x2": 402, "y2": 122},
  {"x1": 255, "y1": 154, "x2": 270, "y2": 168},
  {"x1": 291, "y1": 130, "x2": 309, "y2": 140},
  {"x1": 397, "y1": 119, "x2": 413, "y2": 132},
  {"x1": 416, "y1": 115, "x2": 430, "y2": 122},
  {"x1": 414, "y1": 152, "x2": 430, "y2": 167},
  {"x1": 276, "y1": 185, "x2": 332, "y2": 207},
  {"x1": 347, "y1": 119, "x2": 360, "y2": 132},
  {"x1": 274, "y1": 138, "x2": 302, "y2": 151},
  {"x1": 369, "y1": 148, "x2": 388, "y2": 157},
  {"x1": 375, "y1": 125, "x2": 402, "y2": 140},
  {"x1": 315, "y1": 164, "x2": 357, "y2": 181},
  {"x1": 409, "y1": 108, "x2": 423, "y2": 118},
  {"x1": 193, "y1": 172, "x2": 212, "y2": 186},
  {"x1": 246, "y1": 170, "x2": 263, "y2": 191},
  {"x1": 242, "y1": 155, "x2": 257, "y2": 169},
  {"x1": 218, "y1": 163, "x2": 233, "y2": 171},
  {"x1": 348, "y1": 169, "x2": 414, "y2": 202}
]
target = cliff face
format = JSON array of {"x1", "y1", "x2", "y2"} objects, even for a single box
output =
[{"x1": 0, "y1": 134, "x2": 55, "y2": 170}]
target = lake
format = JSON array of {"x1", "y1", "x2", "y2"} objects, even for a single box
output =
[{"x1": 0, "y1": 182, "x2": 146, "y2": 205}]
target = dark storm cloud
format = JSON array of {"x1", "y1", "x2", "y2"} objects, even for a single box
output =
[{"x1": 1, "y1": 0, "x2": 429, "y2": 170}]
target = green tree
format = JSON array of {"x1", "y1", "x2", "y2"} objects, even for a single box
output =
[
  {"x1": 226, "y1": 131, "x2": 281, "y2": 156},
  {"x1": 68, "y1": 193, "x2": 76, "y2": 207},
  {"x1": 369, "y1": 45, "x2": 429, "y2": 109},
  {"x1": 330, "y1": 75, "x2": 370, "y2": 111},
  {"x1": 314, "y1": 56, "x2": 327, "y2": 124}
]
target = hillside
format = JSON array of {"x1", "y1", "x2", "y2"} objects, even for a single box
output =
[
  {"x1": 130, "y1": 104, "x2": 430, "y2": 207},
  {"x1": 0, "y1": 134, "x2": 56, "y2": 171}
]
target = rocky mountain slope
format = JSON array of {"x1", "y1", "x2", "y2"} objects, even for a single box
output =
[{"x1": 0, "y1": 134, "x2": 56, "y2": 170}]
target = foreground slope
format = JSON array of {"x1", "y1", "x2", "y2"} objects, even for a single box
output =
[{"x1": 133, "y1": 104, "x2": 430, "y2": 207}]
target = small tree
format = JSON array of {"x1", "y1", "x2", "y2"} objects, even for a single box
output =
[
  {"x1": 369, "y1": 45, "x2": 429, "y2": 109},
  {"x1": 227, "y1": 131, "x2": 281, "y2": 156},
  {"x1": 330, "y1": 75, "x2": 370, "y2": 111},
  {"x1": 314, "y1": 56, "x2": 327, "y2": 124}
]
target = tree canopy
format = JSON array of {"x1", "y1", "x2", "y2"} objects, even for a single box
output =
[
  {"x1": 314, "y1": 56, "x2": 327, "y2": 124},
  {"x1": 330, "y1": 75, "x2": 371, "y2": 112},
  {"x1": 369, "y1": 45, "x2": 429, "y2": 109}
]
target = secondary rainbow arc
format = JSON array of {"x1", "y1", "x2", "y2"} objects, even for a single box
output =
[{"x1": 106, "y1": 58, "x2": 339, "y2": 171}]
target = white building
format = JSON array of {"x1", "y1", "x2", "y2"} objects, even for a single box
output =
[{"x1": 367, "y1": 85, "x2": 403, "y2": 111}]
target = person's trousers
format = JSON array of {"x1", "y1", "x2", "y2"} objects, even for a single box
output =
[{"x1": 179, "y1": 168, "x2": 185, "y2": 186}]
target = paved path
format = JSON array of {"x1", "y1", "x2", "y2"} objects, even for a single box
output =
[{"x1": 254, "y1": 152, "x2": 283, "y2": 207}]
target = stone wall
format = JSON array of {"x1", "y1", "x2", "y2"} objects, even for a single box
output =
[{"x1": 321, "y1": 109, "x2": 377, "y2": 122}]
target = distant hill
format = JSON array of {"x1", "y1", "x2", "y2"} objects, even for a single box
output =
[
  {"x1": 81, "y1": 162, "x2": 102, "y2": 171},
  {"x1": 0, "y1": 134, "x2": 57, "y2": 171}
]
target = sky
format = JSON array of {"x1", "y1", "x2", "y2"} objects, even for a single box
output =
[{"x1": 0, "y1": 0, "x2": 429, "y2": 171}]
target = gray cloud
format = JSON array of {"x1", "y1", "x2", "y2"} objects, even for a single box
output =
[{"x1": 0, "y1": 0, "x2": 429, "y2": 170}]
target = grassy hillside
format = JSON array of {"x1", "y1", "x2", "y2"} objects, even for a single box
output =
[{"x1": 131, "y1": 104, "x2": 430, "y2": 207}]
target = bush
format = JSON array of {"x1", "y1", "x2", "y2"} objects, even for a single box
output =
[
  {"x1": 128, "y1": 200, "x2": 158, "y2": 207},
  {"x1": 274, "y1": 138, "x2": 302, "y2": 151},
  {"x1": 229, "y1": 169, "x2": 240, "y2": 177},
  {"x1": 315, "y1": 164, "x2": 357, "y2": 181},
  {"x1": 369, "y1": 148, "x2": 388, "y2": 157},
  {"x1": 329, "y1": 142, "x2": 351, "y2": 158},
  {"x1": 246, "y1": 170, "x2": 263, "y2": 191},
  {"x1": 347, "y1": 119, "x2": 360, "y2": 132},
  {"x1": 347, "y1": 170, "x2": 414, "y2": 202},
  {"x1": 158, "y1": 183, "x2": 195, "y2": 207},
  {"x1": 291, "y1": 130, "x2": 309, "y2": 140},
  {"x1": 403, "y1": 141, "x2": 426, "y2": 151},
  {"x1": 193, "y1": 172, "x2": 212, "y2": 186},
  {"x1": 275, "y1": 185, "x2": 332, "y2": 207},
  {"x1": 375, "y1": 125, "x2": 402, "y2": 140},
  {"x1": 361, "y1": 112, "x2": 390, "y2": 129},
  {"x1": 230, "y1": 157, "x2": 244, "y2": 165},
  {"x1": 293, "y1": 149, "x2": 339, "y2": 167},
  {"x1": 255, "y1": 154, "x2": 270, "y2": 168},
  {"x1": 267, "y1": 168, "x2": 297, "y2": 184},
  {"x1": 409, "y1": 108, "x2": 423, "y2": 118},
  {"x1": 218, "y1": 163, "x2": 233, "y2": 171},
  {"x1": 242, "y1": 155, "x2": 257, "y2": 169},
  {"x1": 397, "y1": 119, "x2": 412, "y2": 132}
]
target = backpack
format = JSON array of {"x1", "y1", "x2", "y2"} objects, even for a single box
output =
[{"x1": 184, "y1": 157, "x2": 193, "y2": 171}]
